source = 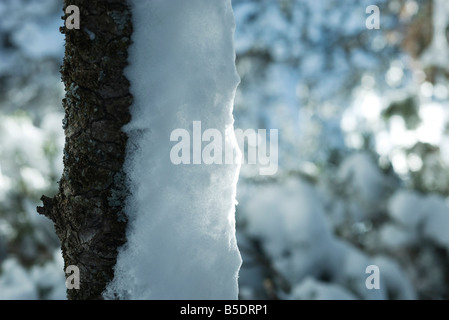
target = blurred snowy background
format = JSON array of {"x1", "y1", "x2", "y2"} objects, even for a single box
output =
[{"x1": 1, "y1": 0, "x2": 449, "y2": 299}]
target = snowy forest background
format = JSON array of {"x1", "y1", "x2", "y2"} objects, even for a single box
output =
[{"x1": 1, "y1": 0, "x2": 449, "y2": 300}]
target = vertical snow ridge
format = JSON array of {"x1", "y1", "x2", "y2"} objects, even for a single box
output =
[{"x1": 104, "y1": 0, "x2": 242, "y2": 300}]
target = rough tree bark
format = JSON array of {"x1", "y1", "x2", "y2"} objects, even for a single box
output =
[{"x1": 37, "y1": 0, "x2": 133, "y2": 300}]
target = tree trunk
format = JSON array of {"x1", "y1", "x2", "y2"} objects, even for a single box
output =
[{"x1": 37, "y1": 0, "x2": 133, "y2": 300}]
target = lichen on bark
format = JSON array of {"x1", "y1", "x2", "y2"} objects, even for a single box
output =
[{"x1": 37, "y1": 0, "x2": 133, "y2": 300}]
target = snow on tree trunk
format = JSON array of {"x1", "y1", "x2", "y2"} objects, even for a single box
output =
[{"x1": 103, "y1": 0, "x2": 242, "y2": 299}]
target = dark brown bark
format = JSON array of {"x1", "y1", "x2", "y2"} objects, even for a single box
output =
[{"x1": 37, "y1": 0, "x2": 133, "y2": 300}]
